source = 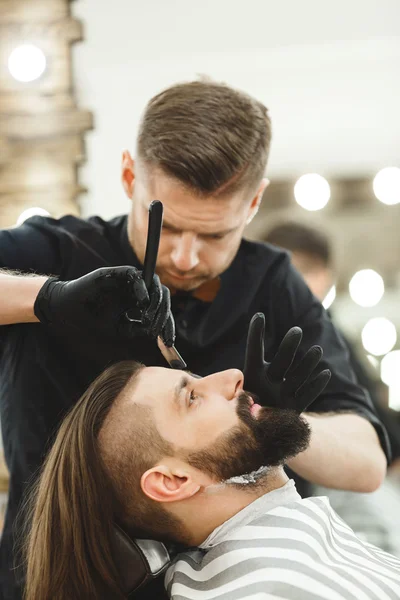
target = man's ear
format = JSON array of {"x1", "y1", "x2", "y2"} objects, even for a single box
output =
[
  {"x1": 141, "y1": 464, "x2": 201, "y2": 503},
  {"x1": 246, "y1": 178, "x2": 269, "y2": 225},
  {"x1": 121, "y1": 150, "x2": 135, "y2": 199}
]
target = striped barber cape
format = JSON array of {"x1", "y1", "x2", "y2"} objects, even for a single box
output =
[{"x1": 165, "y1": 479, "x2": 400, "y2": 600}]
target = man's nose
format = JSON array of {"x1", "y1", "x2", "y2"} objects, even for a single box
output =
[
  {"x1": 170, "y1": 232, "x2": 200, "y2": 272},
  {"x1": 202, "y1": 369, "x2": 244, "y2": 400}
]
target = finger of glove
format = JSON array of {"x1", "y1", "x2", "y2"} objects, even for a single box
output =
[
  {"x1": 146, "y1": 283, "x2": 171, "y2": 338},
  {"x1": 103, "y1": 265, "x2": 142, "y2": 285},
  {"x1": 284, "y1": 345, "x2": 323, "y2": 394},
  {"x1": 244, "y1": 313, "x2": 266, "y2": 376},
  {"x1": 161, "y1": 313, "x2": 176, "y2": 347},
  {"x1": 268, "y1": 327, "x2": 303, "y2": 382},
  {"x1": 108, "y1": 266, "x2": 150, "y2": 308},
  {"x1": 131, "y1": 277, "x2": 150, "y2": 308},
  {"x1": 142, "y1": 274, "x2": 162, "y2": 324},
  {"x1": 295, "y1": 369, "x2": 332, "y2": 411}
]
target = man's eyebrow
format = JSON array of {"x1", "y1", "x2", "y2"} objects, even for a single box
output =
[
  {"x1": 174, "y1": 376, "x2": 189, "y2": 408},
  {"x1": 162, "y1": 219, "x2": 237, "y2": 238},
  {"x1": 173, "y1": 372, "x2": 201, "y2": 408}
]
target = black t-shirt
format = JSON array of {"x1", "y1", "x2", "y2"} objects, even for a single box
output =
[{"x1": 0, "y1": 213, "x2": 391, "y2": 466}]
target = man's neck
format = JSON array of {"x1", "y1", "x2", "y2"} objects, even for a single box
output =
[{"x1": 183, "y1": 468, "x2": 289, "y2": 546}]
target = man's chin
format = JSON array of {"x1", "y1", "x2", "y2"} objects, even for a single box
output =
[{"x1": 161, "y1": 272, "x2": 208, "y2": 292}]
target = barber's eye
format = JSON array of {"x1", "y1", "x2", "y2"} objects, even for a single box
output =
[
  {"x1": 204, "y1": 233, "x2": 225, "y2": 241},
  {"x1": 188, "y1": 390, "x2": 197, "y2": 406}
]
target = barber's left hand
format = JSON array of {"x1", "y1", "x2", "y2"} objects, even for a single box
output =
[{"x1": 243, "y1": 313, "x2": 331, "y2": 413}]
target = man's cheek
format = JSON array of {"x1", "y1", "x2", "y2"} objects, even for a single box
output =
[{"x1": 187, "y1": 421, "x2": 221, "y2": 450}]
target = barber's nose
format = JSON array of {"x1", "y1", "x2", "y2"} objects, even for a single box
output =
[
  {"x1": 202, "y1": 369, "x2": 244, "y2": 400},
  {"x1": 170, "y1": 232, "x2": 200, "y2": 272}
]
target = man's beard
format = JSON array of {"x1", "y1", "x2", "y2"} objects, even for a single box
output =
[
  {"x1": 158, "y1": 268, "x2": 211, "y2": 292},
  {"x1": 186, "y1": 392, "x2": 311, "y2": 483}
]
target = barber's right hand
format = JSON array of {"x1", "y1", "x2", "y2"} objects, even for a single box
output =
[{"x1": 33, "y1": 266, "x2": 175, "y2": 346}]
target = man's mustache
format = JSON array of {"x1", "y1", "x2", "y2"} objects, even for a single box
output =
[
  {"x1": 236, "y1": 391, "x2": 258, "y2": 414},
  {"x1": 236, "y1": 390, "x2": 272, "y2": 424}
]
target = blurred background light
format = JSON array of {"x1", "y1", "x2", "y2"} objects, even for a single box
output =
[
  {"x1": 361, "y1": 317, "x2": 397, "y2": 356},
  {"x1": 381, "y1": 350, "x2": 400, "y2": 386},
  {"x1": 381, "y1": 351, "x2": 400, "y2": 411},
  {"x1": 388, "y1": 385, "x2": 400, "y2": 411},
  {"x1": 366, "y1": 354, "x2": 379, "y2": 370},
  {"x1": 8, "y1": 44, "x2": 46, "y2": 83},
  {"x1": 373, "y1": 167, "x2": 400, "y2": 206},
  {"x1": 17, "y1": 207, "x2": 50, "y2": 226},
  {"x1": 348, "y1": 269, "x2": 384, "y2": 307},
  {"x1": 294, "y1": 173, "x2": 331, "y2": 211},
  {"x1": 322, "y1": 284, "x2": 336, "y2": 310}
]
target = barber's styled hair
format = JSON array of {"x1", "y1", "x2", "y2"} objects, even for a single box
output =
[
  {"x1": 265, "y1": 222, "x2": 332, "y2": 267},
  {"x1": 137, "y1": 79, "x2": 272, "y2": 196},
  {"x1": 19, "y1": 361, "x2": 176, "y2": 600}
]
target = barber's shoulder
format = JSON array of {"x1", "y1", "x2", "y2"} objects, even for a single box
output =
[
  {"x1": 23, "y1": 213, "x2": 126, "y2": 238},
  {"x1": 31, "y1": 213, "x2": 129, "y2": 252},
  {"x1": 240, "y1": 237, "x2": 291, "y2": 275},
  {"x1": 22, "y1": 214, "x2": 129, "y2": 273},
  {"x1": 20, "y1": 213, "x2": 98, "y2": 237}
]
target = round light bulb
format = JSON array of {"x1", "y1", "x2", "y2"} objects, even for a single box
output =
[
  {"x1": 294, "y1": 173, "x2": 331, "y2": 211},
  {"x1": 373, "y1": 167, "x2": 400, "y2": 205},
  {"x1": 361, "y1": 317, "x2": 397, "y2": 356},
  {"x1": 348, "y1": 269, "x2": 384, "y2": 307},
  {"x1": 8, "y1": 44, "x2": 46, "y2": 82},
  {"x1": 381, "y1": 350, "x2": 400, "y2": 386},
  {"x1": 388, "y1": 384, "x2": 400, "y2": 411},
  {"x1": 17, "y1": 207, "x2": 50, "y2": 226}
]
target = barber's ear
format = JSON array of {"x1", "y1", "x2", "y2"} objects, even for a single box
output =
[
  {"x1": 141, "y1": 465, "x2": 201, "y2": 503},
  {"x1": 246, "y1": 178, "x2": 269, "y2": 225},
  {"x1": 121, "y1": 150, "x2": 135, "y2": 199}
]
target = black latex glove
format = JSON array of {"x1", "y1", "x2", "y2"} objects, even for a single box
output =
[
  {"x1": 243, "y1": 313, "x2": 331, "y2": 413},
  {"x1": 34, "y1": 266, "x2": 175, "y2": 346}
]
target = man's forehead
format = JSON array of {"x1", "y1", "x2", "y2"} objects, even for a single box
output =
[
  {"x1": 133, "y1": 367, "x2": 201, "y2": 406},
  {"x1": 142, "y1": 365, "x2": 182, "y2": 379},
  {"x1": 139, "y1": 366, "x2": 200, "y2": 384},
  {"x1": 132, "y1": 366, "x2": 182, "y2": 403},
  {"x1": 139, "y1": 169, "x2": 249, "y2": 221}
]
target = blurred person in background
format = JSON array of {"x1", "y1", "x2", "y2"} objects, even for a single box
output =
[{"x1": 265, "y1": 221, "x2": 400, "y2": 556}]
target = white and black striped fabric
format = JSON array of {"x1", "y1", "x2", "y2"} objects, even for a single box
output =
[{"x1": 165, "y1": 481, "x2": 400, "y2": 599}]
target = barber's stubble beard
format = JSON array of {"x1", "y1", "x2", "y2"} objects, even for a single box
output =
[{"x1": 186, "y1": 392, "x2": 311, "y2": 484}]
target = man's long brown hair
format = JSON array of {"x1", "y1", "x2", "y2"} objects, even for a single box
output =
[{"x1": 19, "y1": 360, "x2": 174, "y2": 600}]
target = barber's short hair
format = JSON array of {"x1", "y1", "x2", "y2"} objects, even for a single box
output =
[
  {"x1": 137, "y1": 80, "x2": 271, "y2": 196},
  {"x1": 265, "y1": 222, "x2": 332, "y2": 267}
]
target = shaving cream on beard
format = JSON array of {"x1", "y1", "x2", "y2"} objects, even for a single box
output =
[{"x1": 203, "y1": 465, "x2": 270, "y2": 494}]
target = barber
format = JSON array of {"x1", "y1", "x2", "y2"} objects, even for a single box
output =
[{"x1": 0, "y1": 80, "x2": 390, "y2": 600}]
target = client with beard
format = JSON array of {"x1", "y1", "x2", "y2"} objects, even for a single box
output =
[{"x1": 20, "y1": 349, "x2": 400, "y2": 599}]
